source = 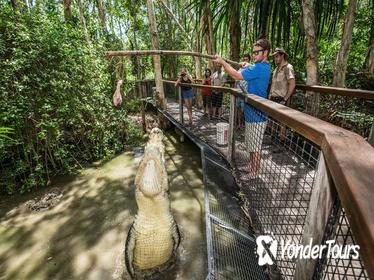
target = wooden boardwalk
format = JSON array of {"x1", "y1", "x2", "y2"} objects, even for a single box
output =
[
  {"x1": 164, "y1": 97, "x2": 320, "y2": 279},
  {"x1": 142, "y1": 82, "x2": 371, "y2": 279}
]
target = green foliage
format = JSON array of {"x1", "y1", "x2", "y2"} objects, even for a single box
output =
[
  {"x1": 0, "y1": 127, "x2": 14, "y2": 147},
  {"x1": 0, "y1": 7, "x2": 141, "y2": 194}
]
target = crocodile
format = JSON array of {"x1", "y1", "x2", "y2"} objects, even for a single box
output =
[{"x1": 125, "y1": 128, "x2": 180, "y2": 279}]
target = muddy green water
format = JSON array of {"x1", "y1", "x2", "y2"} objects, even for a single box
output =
[{"x1": 0, "y1": 131, "x2": 206, "y2": 280}]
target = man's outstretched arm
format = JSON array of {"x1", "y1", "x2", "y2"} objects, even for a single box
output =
[{"x1": 213, "y1": 55, "x2": 243, "y2": 81}]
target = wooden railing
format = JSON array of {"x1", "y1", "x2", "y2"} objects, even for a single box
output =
[
  {"x1": 137, "y1": 79, "x2": 374, "y2": 279},
  {"x1": 233, "y1": 87, "x2": 374, "y2": 279},
  {"x1": 296, "y1": 84, "x2": 374, "y2": 100}
]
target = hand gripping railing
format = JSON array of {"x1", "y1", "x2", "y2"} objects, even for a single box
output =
[{"x1": 134, "y1": 79, "x2": 374, "y2": 279}]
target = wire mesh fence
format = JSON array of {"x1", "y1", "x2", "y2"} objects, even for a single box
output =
[
  {"x1": 233, "y1": 104, "x2": 320, "y2": 279},
  {"x1": 136, "y1": 80, "x2": 370, "y2": 280},
  {"x1": 203, "y1": 151, "x2": 268, "y2": 280},
  {"x1": 313, "y1": 194, "x2": 370, "y2": 280}
]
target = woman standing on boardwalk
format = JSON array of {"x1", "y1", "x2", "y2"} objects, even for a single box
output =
[{"x1": 176, "y1": 68, "x2": 195, "y2": 126}]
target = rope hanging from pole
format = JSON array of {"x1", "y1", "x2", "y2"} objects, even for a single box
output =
[{"x1": 105, "y1": 50, "x2": 242, "y2": 68}]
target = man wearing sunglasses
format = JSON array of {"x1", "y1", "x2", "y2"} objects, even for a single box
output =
[{"x1": 213, "y1": 39, "x2": 271, "y2": 179}]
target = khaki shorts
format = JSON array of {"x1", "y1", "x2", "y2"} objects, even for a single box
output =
[{"x1": 245, "y1": 122, "x2": 267, "y2": 152}]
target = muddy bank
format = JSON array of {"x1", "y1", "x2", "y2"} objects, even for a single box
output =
[{"x1": 0, "y1": 131, "x2": 206, "y2": 280}]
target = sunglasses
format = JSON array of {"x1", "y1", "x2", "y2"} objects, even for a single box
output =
[{"x1": 252, "y1": 49, "x2": 264, "y2": 56}]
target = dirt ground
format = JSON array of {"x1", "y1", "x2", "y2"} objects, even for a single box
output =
[{"x1": 0, "y1": 131, "x2": 206, "y2": 280}]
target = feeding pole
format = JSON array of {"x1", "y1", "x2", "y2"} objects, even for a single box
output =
[{"x1": 105, "y1": 50, "x2": 241, "y2": 68}]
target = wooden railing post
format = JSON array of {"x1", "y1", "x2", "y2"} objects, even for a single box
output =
[
  {"x1": 368, "y1": 121, "x2": 374, "y2": 147},
  {"x1": 294, "y1": 153, "x2": 335, "y2": 279},
  {"x1": 178, "y1": 86, "x2": 184, "y2": 124},
  {"x1": 227, "y1": 93, "x2": 236, "y2": 164},
  {"x1": 133, "y1": 81, "x2": 136, "y2": 98},
  {"x1": 141, "y1": 82, "x2": 146, "y2": 133}
]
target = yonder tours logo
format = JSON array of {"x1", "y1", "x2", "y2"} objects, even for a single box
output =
[{"x1": 256, "y1": 235, "x2": 360, "y2": 266}]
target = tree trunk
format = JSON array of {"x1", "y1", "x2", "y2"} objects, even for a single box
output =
[
  {"x1": 146, "y1": 0, "x2": 166, "y2": 109},
  {"x1": 364, "y1": 10, "x2": 374, "y2": 75},
  {"x1": 229, "y1": 0, "x2": 241, "y2": 63},
  {"x1": 365, "y1": 29, "x2": 374, "y2": 76},
  {"x1": 95, "y1": 0, "x2": 107, "y2": 34},
  {"x1": 77, "y1": 0, "x2": 91, "y2": 47},
  {"x1": 109, "y1": 9, "x2": 115, "y2": 34},
  {"x1": 133, "y1": 26, "x2": 142, "y2": 80},
  {"x1": 202, "y1": 0, "x2": 215, "y2": 69},
  {"x1": 63, "y1": 0, "x2": 72, "y2": 21},
  {"x1": 11, "y1": 0, "x2": 18, "y2": 9},
  {"x1": 302, "y1": 0, "x2": 319, "y2": 116},
  {"x1": 332, "y1": 0, "x2": 358, "y2": 87},
  {"x1": 194, "y1": 25, "x2": 203, "y2": 108},
  {"x1": 259, "y1": 0, "x2": 272, "y2": 39},
  {"x1": 127, "y1": 4, "x2": 142, "y2": 79}
]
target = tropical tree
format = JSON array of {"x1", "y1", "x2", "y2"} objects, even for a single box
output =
[
  {"x1": 63, "y1": 0, "x2": 72, "y2": 21},
  {"x1": 10, "y1": 0, "x2": 18, "y2": 10},
  {"x1": 364, "y1": 0, "x2": 374, "y2": 75},
  {"x1": 96, "y1": 0, "x2": 107, "y2": 34},
  {"x1": 201, "y1": 0, "x2": 215, "y2": 68},
  {"x1": 146, "y1": 0, "x2": 165, "y2": 109},
  {"x1": 302, "y1": 0, "x2": 320, "y2": 115},
  {"x1": 0, "y1": 127, "x2": 13, "y2": 147},
  {"x1": 333, "y1": 0, "x2": 358, "y2": 87}
]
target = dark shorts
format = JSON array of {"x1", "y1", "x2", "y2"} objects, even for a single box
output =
[
  {"x1": 236, "y1": 97, "x2": 244, "y2": 109},
  {"x1": 182, "y1": 89, "x2": 193, "y2": 99},
  {"x1": 271, "y1": 96, "x2": 285, "y2": 103},
  {"x1": 212, "y1": 92, "x2": 223, "y2": 108},
  {"x1": 203, "y1": 94, "x2": 212, "y2": 108}
]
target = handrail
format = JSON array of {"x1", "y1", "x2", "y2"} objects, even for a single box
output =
[
  {"x1": 295, "y1": 84, "x2": 374, "y2": 101},
  {"x1": 162, "y1": 79, "x2": 374, "y2": 278}
]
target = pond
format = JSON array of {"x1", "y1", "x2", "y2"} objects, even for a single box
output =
[{"x1": 0, "y1": 131, "x2": 206, "y2": 280}]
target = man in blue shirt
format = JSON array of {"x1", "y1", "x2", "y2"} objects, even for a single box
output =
[{"x1": 214, "y1": 39, "x2": 271, "y2": 178}]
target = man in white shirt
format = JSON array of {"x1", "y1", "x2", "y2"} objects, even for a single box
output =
[{"x1": 211, "y1": 65, "x2": 227, "y2": 118}]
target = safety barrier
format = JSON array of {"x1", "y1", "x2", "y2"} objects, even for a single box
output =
[{"x1": 133, "y1": 79, "x2": 373, "y2": 280}]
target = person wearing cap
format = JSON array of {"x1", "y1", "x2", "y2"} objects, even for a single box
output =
[
  {"x1": 269, "y1": 48, "x2": 296, "y2": 105},
  {"x1": 213, "y1": 39, "x2": 271, "y2": 179}
]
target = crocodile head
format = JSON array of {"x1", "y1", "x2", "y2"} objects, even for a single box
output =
[
  {"x1": 135, "y1": 128, "x2": 168, "y2": 197},
  {"x1": 138, "y1": 156, "x2": 164, "y2": 197}
]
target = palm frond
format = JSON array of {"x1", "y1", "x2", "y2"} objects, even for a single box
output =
[{"x1": 0, "y1": 127, "x2": 14, "y2": 144}]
